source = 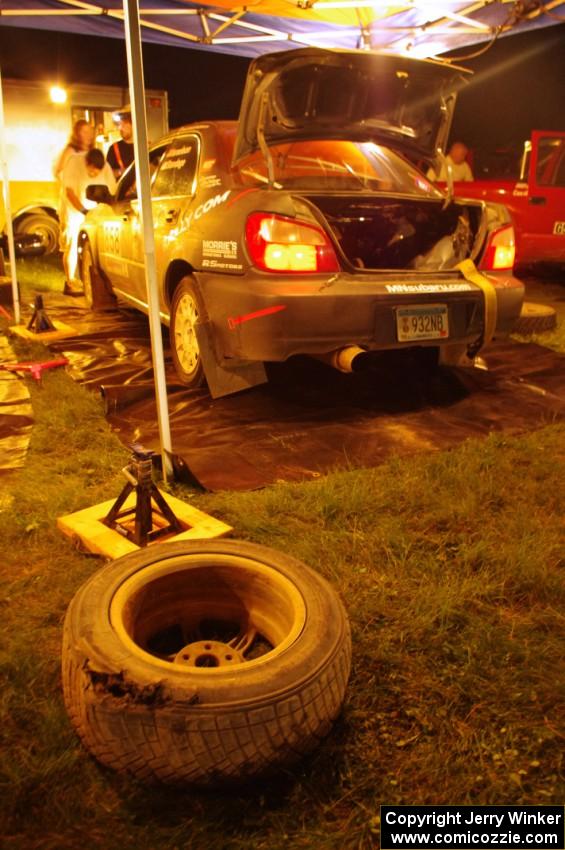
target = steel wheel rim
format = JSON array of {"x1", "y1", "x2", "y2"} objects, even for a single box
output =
[
  {"x1": 109, "y1": 553, "x2": 307, "y2": 672},
  {"x1": 174, "y1": 292, "x2": 200, "y2": 376}
]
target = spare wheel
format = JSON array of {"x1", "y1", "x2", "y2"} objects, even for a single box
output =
[{"x1": 62, "y1": 540, "x2": 351, "y2": 785}]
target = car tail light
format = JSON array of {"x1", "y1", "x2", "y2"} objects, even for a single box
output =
[
  {"x1": 481, "y1": 224, "x2": 515, "y2": 271},
  {"x1": 245, "y1": 212, "x2": 340, "y2": 273}
]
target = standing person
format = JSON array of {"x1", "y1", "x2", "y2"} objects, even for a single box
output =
[
  {"x1": 54, "y1": 120, "x2": 95, "y2": 269},
  {"x1": 60, "y1": 148, "x2": 116, "y2": 295},
  {"x1": 106, "y1": 108, "x2": 134, "y2": 179},
  {"x1": 427, "y1": 142, "x2": 474, "y2": 182},
  {"x1": 53, "y1": 119, "x2": 94, "y2": 181}
]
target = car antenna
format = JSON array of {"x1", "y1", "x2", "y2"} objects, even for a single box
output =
[{"x1": 257, "y1": 92, "x2": 275, "y2": 188}]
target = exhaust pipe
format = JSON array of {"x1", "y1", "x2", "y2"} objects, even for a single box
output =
[{"x1": 314, "y1": 345, "x2": 367, "y2": 373}]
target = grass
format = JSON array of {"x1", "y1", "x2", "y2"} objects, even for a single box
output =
[{"x1": 0, "y1": 258, "x2": 563, "y2": 849}]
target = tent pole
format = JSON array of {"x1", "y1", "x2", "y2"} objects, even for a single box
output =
[
  {"x1": 0, "y1": 66, "x2": 21, "y2": 326},
  {"x1": 122, "y1": 0, "x2": 174, "y2": 481}
]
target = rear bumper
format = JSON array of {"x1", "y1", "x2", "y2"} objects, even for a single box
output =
[{"x1": 200, "y1": 270, "x2": 524, "y2": 362}]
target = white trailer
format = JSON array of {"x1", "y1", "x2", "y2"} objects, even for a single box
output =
[{"x1": 0, "y1": 78, "x2": 168, "y2": 252}]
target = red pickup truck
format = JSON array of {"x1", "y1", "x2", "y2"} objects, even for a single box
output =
[{"x1": 446, "y1": 131, "x2": 565, "y2": 271}]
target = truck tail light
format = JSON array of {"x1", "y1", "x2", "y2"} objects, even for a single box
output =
[
  {"x1": 245, "y1": 212, "x2": 340, "y2": 273},
  {"x1": 481, "y1": 224, "x2": 516, "y2": 271}
]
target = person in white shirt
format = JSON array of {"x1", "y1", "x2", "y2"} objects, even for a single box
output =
[
  {"x1": 60, "y1": 148, "x2": 116, "y2": 295},
  {"x1": 427, "y1": 142, "x2": 474, "y2": 183}
]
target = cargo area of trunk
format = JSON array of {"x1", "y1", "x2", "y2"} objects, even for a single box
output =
[{"x1": 301, "y1": 195, "x2": 483, "y2": 272}]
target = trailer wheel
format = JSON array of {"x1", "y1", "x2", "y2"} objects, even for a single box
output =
[
  {"x1": 514, "y1": 302, "x2": 557, "y2": 335},
  {"x1": 15, "y1": 213, "x2": 59, "y2": 255},
  {"x1": 170, "y1": 277, "x2": 206, "y2": 387},
  {"x1": 61, "y1": 540, "x2": 351, "y2": 785}
]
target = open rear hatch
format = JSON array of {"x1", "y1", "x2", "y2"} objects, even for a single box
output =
[{"x1": 233, "y1": 47, "x2": 470, "y2": 166}]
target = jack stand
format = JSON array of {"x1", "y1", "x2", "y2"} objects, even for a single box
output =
[
  {"x1": 27, "y1": 295, "x2": 56, "y2": 333},
  {"x1": 103, "y1": 444, "x2": 183, "y2": 547}
]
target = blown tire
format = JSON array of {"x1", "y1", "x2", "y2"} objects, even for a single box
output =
[{"x1": 61, "y1": 540, "x2": 351, "y2": 785}]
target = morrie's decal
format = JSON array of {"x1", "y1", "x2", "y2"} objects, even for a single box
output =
[
  {"x1": 186, "y1": 189, "x2": 231, "y2": 228},
  {"x1": 202, "y1": 239, "x2": 238, "y2": 260},
  {"x1": 202, "y1": 239, "x2": 241, "y2": 270},
  {"x1": 386, "y1": 282, "x2": 474, "y2": 294},
  {"x1": 202, "y1": 158, "x2": 216, "y2": 171},
  {"x1": 553, "y1": 221, "x2": 565, "y2": 235}
]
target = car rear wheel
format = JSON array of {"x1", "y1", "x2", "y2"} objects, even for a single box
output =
[
  {"x1": 61, "y1": 540, "x2": 351, "y2": 785},
  {"x1": 170, "y1": 277, "x2": 206, "y2": 387},
  {"x1": 15, "y1": 213, "x2": 59, "y2": 255}
]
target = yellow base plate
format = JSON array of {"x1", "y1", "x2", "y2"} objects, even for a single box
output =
[
  {"x1": 57, "y1": 490, "x2": 232, "y2": 559},
  {"x1": 10, "y1": 321, "x2": 77, "y2": 343}
]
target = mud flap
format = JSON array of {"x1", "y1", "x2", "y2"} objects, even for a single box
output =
[
  {"x1": 440, "y1": 259, "x2": 498, "y2": 367},
  {"x1": 195, "y1": 320, "x2": 267, "y2": 399},
  {"x1": 90, "y1": 267, "x2": 118, "y2": 311}
]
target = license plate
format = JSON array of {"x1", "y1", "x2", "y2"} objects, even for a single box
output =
[{"x1": 396, "y1": 304, "x2": 449, "y2": 342}]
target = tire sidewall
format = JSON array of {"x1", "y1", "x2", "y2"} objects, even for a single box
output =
[{"x1": 64, "y1": 540, "x2": 350, "y2": 710}]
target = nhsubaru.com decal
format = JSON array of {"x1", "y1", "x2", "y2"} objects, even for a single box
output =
[{"x1": 386, "y1": 283, "x2": 474, "y2": 294}]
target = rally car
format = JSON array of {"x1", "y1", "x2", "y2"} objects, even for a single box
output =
[{"x1": 79, "y1": 47, "x2": 524, "y2": 397}]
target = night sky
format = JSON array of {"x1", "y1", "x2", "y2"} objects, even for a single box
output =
[{"x1": 1, "y1": 21, "x2": 564, "y2": 164}]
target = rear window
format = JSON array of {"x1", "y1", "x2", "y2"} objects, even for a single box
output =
[{"x1": 233, "y1": 140, "x2": 441, "y2": 197}]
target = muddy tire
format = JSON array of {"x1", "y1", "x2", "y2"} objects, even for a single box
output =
[
  {"x1": 170, "y1": 278, "x2": 206, "y2": 387},
  {"x1": 61, "y1": 540, "x2": 351, "y2": 785},
  {"x1": 15, "y1": 213, "x2": 59, "y2": 255},
  {"x1": 514, "y1": 302, "x2": 557, "y2": 334}
]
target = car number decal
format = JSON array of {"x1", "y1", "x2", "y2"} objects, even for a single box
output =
[
  {"x1": 102, "y1": 222, "x2": 121, "y2": 255},
  {"x1": 553, "y1": 221, "x2": 565, "y2": 235}
]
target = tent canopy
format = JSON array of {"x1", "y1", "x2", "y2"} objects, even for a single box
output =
[{"x1": 2, "y1": 0, "x2": 564, "y2": 59}]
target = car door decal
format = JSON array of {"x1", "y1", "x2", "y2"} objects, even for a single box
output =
[
  {"x1": 103, "y1": 222, "x2": 121, "y2": 255},
  {"x1": 186, "y1": 189, "x2": 231, "y2": 228}
]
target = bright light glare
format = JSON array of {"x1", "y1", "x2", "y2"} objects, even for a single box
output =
[
  {"x1": 49, "y1": 86, "x2": 67, "y2": 105},
  {"x1": 264, "y1": 243, "x2": 317, "y2": 271},
  {"x1": 492, "y1": 245, "x2": 515, "y2": 270}
]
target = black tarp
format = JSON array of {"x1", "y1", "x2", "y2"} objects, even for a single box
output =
[{"x1": 41, "y1": 298, "x2": 565, "y2": 491}]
